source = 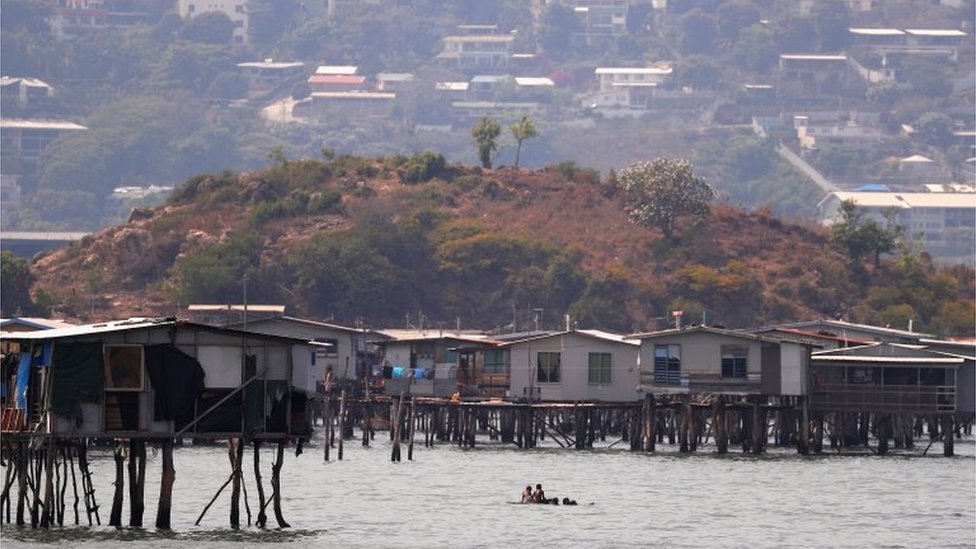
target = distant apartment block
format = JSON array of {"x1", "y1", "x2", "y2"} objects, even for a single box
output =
[
  {"x1": 49, "y1": 0, "x2": 153, "y2": 38},
  {"x1": 818, "y1": 191, "x2": 976, "y2": 262},
  {"x1": 595, "y1": 66, "x2": 672, "y2": 92},
  {"x1": 309, "y1": 92, "x2": 396, "y2": 119},
  {"x1": 177, "y1": 0, "x2": 248, "y2": 44},
  {"x1": 572, "y1": 0, "x2": 630, "y2": 35},
  {"x1": 438, "y1": 34, "x2": 515, "y2": 68},
  {"x1": 376, "y1": 73, "x2": 414, "y2": 92},
  {"x1": 0, "y1": 119, "x2": 88, "y2": 167},
  {"x1": 776, "y1": 54, "x2": 863, "y2": 103},
  {"x1": 849, "y1": 27, "x2": 969, "y2": 62}
]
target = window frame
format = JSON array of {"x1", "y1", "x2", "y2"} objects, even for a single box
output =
[
  {"x1": 720, "y1": 344, "x2": 748, "y2": 379},
  {"x1": 587, "y1": 352, "x2": 612, "y2": 385},
  {"x1": 536, "y1": 351, "x2": 561, "y2": 384},
  {"x1": 653, "y1": 344, "x2": 681, "y2": 385},
  {"x1": 103, "y1": 344, "x2": 144, "y2": 392}
]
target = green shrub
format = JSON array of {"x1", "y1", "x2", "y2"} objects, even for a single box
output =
[
  {"x1": 307, "y1": 188, "x2": 343, "y2": 215},
  {"x1": 399, "y1": 151, "x2": 447, "y2": 184}
]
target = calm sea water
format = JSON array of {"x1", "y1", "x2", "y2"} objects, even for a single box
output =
[{"x1": 1, "y1": 431, "x2": 974, "y2": 549}]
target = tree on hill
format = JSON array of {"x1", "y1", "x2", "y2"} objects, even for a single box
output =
[
  {"x1": 616, "y1": 158, "x2": 716, "y2": 239},
  {"x1": 830, "y1": 200, "x2": 902, "y2": 268},
  {"x1": 180, "y1": 11, "x2": 235, "y2": 45},
  {"x1": 471, "y1": 117, "x2": 501, "y2": 169},
  {"x1": 1, "y1": 252, "x2": 36, "y2": 316},
  {"x1": 509, "y1": 116, "x2": 538, "y2": 168}
]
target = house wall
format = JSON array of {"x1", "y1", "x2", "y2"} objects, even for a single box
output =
[
  {"x1": 637, "y1": 332, "x2": 763, "y2": 383},
  {"x1": 957, "y1": 361, "x2": 975, "y2": 414},
  {"x1": 240, "y1": 318, "x2": 361, "y2": 382},
  {"x1": 45, "y1": 326, "x2": 301, "y2": 437},
  {"x1": 509, "y1": 333, "x2": 639, "y2": 402}
]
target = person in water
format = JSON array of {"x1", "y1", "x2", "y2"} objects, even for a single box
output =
[
  {"x1": 521, "y1": 485, "x2": 533, "y2": 503},
  {"x1": 532, "y1": 484, "x2": 546, "y2": 503},
  {"x1": 562, "y1": 497, "x2": 577, "y2": 506}
]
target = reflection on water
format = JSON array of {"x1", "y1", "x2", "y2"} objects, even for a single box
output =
[{"x1": 1, "y1": 433, "x2": 974, "y2": 549}]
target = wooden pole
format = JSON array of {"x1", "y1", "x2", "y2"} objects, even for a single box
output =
[
  {"x1": 155, "y1": 439, "x2": 174, "y2": 530},
  {"x1": 408, "y1": 398, "x2": 417, "y2": 461},
  {"x1": 391, "y1": 393, "x2": 404, "y2": 462},
  {"x1": 798, "y1": 397, "x2": 810, "y2": 455},
  {"x1": 128, "y1": 439, "x2": 146, "y2": 527},
  {"x1": 323, "y1": 396, "x2": 332, "y2": 462},
  {"x1": 229, "y1": 439, "x2": 242, "y2": 529},
  {"x1": 338, "y1": 390, "x2": 346, "y2": 461},
  {"x1": 253, "y1": 441, "x2": 267, "y2": 528},
  {"x1": 943, "y1": 416, "x2": 955, "y2": 457},
  {"x1": 78, "y1": 443, "x2": 99, "y2": 526},
  {"x1": 271, "y1": 440, "x2": 289, "y2": 528},
  {"x1": 714, "y1": 395, "x2": 728, "y2": 454},
  {"x1": 40, "y1": 446, "x2": 54, "y2": 527},
  {"x1": 67, "y1": 446, "x2": 79, "y2": 525},
  {"x1": 108, "y1": 442, "x2": 124, "y2": 527}
]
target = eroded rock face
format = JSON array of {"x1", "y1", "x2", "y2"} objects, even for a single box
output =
[
  {"x1": 239, "y1": 173, "x2": 279, "y2": 203},
  {"x1": 179, "y1": 229, "x2": 219, "y2": 256},
  {"x1": 109, "y1": 227, "x2": 156, "y2": 287}
]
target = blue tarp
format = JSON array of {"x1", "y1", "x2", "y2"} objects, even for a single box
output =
[{"x1": 16, "y1": 352, "x2": 31, "y2": 409}]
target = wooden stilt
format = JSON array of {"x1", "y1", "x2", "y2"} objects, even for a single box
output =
[
  {"x1": 41, "y1": 446, "x2": 54, "y2": 527},
  {"x1": 337, "y1": 390, "x2": 346, "y2": 460},
  {"x1": 78, "y1": 443, "x2": 99, "y2": 526},
  {"x1": 271, "y1": 440, "x2": 289, "y2": 528},
  {"x1": 108, "y1": 442, "x2": 124, "y2": 527},
  {"x1": 15, "y1": 444, "x2": 26, "y2": 526},
  {"x1": 229, "y1": 439, "x2": 242, "y2": 529},
  {"x1": 714, "y1": 395, "x2": 728, "y2": 455},
  {"x1": 253, "y1": 441, "x2": 267, "y2": 528},
  {"x1": 943, "y1": 416, "x2": 954, "y2": 457},
  {"x1": 323, "y1": 396, "x2": 332, "y2": 462},
  {"x1": 408, "y1": 399, "x2": 417, "y2": 461},
  {"x1": 798, "y1": 397, "x2": 810, "y2": 455},
  {"x1": 128, "y1": 439, "x2": 146, "y2": 527},
  {"x1": 155, "y1": 439, "x2": 174, "y2": 530}
]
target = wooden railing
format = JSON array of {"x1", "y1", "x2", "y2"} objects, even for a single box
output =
[{"x1": 810, "y1": 383, "x2": 956, "y2": 413}]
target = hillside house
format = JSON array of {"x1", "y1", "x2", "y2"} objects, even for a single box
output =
[
  {"x1": 572, "y1": 0, "x2": 630, "y2": 35},
  {"x1": 765, "y1": 320, "x2": 932, "y2": 345},
  {"x1": 307, "y1": 75, "x2": 367, "y2": 93},
  {"x1": 776, "y1": 54, "x2": 862, "y2": 104},
  {"x1": 0, "y1": 318, "x2": 316, "y2": 439},
  {"x1": 176, "y1": 0, "x2": 248, "y2": 44},
  {"x1": 817, "y1": 191, "x2": 976, "y2": 262},
  {"x1": 630, "y1": 326, "x2": 812, "y2": 397},
  {"x1": 469, "y1": 75, "x2": 513, "y2": 99},
  {"x1": 503, "y1": 330, "x2": 639, "y2": 402},
  {"x1": 0, "y1": 77, "x2": 54, "y2": 110},
  {"x1": 595, "y1": 66, "x2": 672, "y2": 92},
  {"x1": 237, "y1": 60, "x2": 305, "y2": 92},
  {"x1": 793, "y1": 112, "x2": 883, "y2": 152},
  {"x1": 376, "y1": 73, "x2": 414, "y2": 92},
  {"x1": 49, "y1": 0, "x2": 152, "y2": 39},
  {"x1": 450, "y1": 101, "x2": 540, "y2": 126},
  {"x1": 0, "y1": 118, "x2": 88, "y2": 167},
  {"x1": 810, "y1": 343, "x2": 975, "y2": 416},
  {"x1": 438, "y1": 34, "x2": 515, "y2": 68}
]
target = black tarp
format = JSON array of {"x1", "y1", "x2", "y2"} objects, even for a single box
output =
[
  {"x1": 50, "y1": 342, "x2": 104, "y2": 421},
  {"x1": 145, "y1": 344, "x2": 206, "y2": 421}
]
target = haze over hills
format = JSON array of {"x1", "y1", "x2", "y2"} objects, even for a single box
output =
[{"x1": 21, "y1": 157, "x2": 975, "y2": 338}]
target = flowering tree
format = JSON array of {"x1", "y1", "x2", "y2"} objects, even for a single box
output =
[{"x1": 617, "y1": 158, "x2": 716, "y2": 239}]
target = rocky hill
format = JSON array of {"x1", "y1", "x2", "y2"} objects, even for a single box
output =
[{"x1": 28, "y1": 155, "x2": 974, "y2": 336}]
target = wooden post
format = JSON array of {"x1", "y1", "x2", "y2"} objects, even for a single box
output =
[
  {"x1": 128, "y1": 439, "x2": 146, "y2": 527},
  {"x1": 271, "y1": 440, "x2": 289, "y2": 528},
  {"x1": 40, "y1": 446, "x2": 54, "y2": 527},
  {"x1": 323, "y1": 396, "x2": 332, "y2": 462},
  {"x1": 229, "y1": 439, "x2": 242, "y2": 528},
  {"x1": 812, "y1": 415, "x2": 823, "y2": 453},
  {"x1": 751, "y1": 399, "x2": 764, "y2": 454},
  {"x1": 66, "y1": 445, "x2": 79, "y2": 525},
  {"x1": 687, "y1": 399, "x2": 697, "y2": 452},
  {"x1": 714, "y1": 395, "x2": 728, "y2": 454},
  {"x1": 408, "y1": 398, "x2": 417, "y2": 461},
  {"x1": 16, "y1": 444, "x2": 27, "y2": 526},
  {"x1": 943, "y1": 416, "x2": 955, "y2": 457},
  {"x1": 337, "y1": 390, "x2": 346, "y2": 460},
  {"x1": 798, "y1": 397, "x2": 810, "y2": 455},
  {"x1": 253, "y1": 441, "x2": 267, "y2": 528},
  {"x1": 156, "y1": 439, "x2": 174, "y2": 530},
  {"x1": 109, "y1": 442, "x2": 124, "y2": 527},
  {"x1": 78, "y1": 443, "x2": 99, "y2": 526},
  {"x1": 391, "y1": 393, "x2": 404, "y2": 462},
  {"x1": 679, "y1": 397, "x2": 689, "y2": 453},
  {"x1": 877, "y1": 415, "x2": 889, "y2": 456}
]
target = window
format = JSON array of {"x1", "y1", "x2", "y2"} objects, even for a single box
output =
[
  {"x1": 721, "y1": 345, "x2": 748, "y2": 378},
  {"x1": 537, "y1": 352, "x2": 560, "y2": 383},
  {"x1": 653, "y1": 344, "x2": 680, "y2": 384},
  {"x1": 103, "y1": 345, "x2": 144, "y2": 391},
  {"x1": 483, "y1": 349, "x2": 506, "y2": 374},
  {"x1": 588, "y1": 352, "x2": 612, "y2": 384},
  {"x1": 313, "y1": 338, "x2": 338, "y2": 358}
]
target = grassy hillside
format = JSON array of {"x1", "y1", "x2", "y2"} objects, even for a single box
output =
[{"x1": 29, "y1": 155, "x2": 974, "y2": 336}]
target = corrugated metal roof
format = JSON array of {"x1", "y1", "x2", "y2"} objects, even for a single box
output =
[
  {"x1": 0, "y1": 318, "x2": 311, "y2": 344},
  {"x1": 0, "y1": 119, "x2": 87, "y2": 131},
  {"x1": 904, "y1": 29, "x2": 967, "y2": 37},
  {"x1": 595, "y1": 67, "x2": 672, "y2": 75},
  {"x1": 314, "y1": 65, "x2": 358, "y2": 75},
  {"x1": 308, "y1": 75, "x2": 366, "y2": 85},
  {"x1": 848, "y1": 28, "x2": 905, "y2": 35}
]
